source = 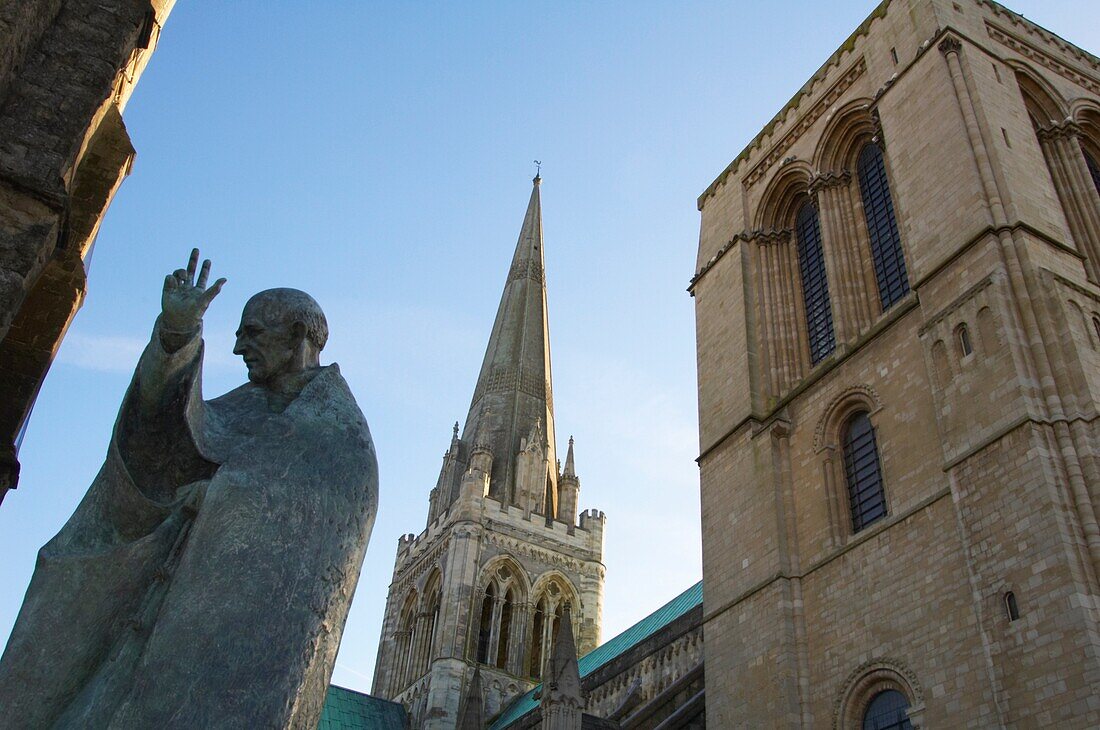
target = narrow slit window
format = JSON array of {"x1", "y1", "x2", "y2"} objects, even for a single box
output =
[
  {"x1": 795, "y1": 200, "x2": 836, "y2": 364},
  {"x1": 1092, "y1": 315, "x2": 1100, "y2": 345},
  {"x1": 957, "y1": 324, "x2": 973, "y2": 357},
  {"x1": 843, "y1": 411, "x2": 888, "y2": 532},
  {"x1": 1005, "y1": 591, "x2": 1020, "y2": 621},
  {"x1": 857, "y1": 143, "x2": 910, "y2": 310}
]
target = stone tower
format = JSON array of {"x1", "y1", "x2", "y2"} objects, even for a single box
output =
[
  {"x1": 372, "y1": 176, "x2": 606, "y2": 729},
  {"x1": 692, "y1": 0, "x2": 1100, "y2": 726}
]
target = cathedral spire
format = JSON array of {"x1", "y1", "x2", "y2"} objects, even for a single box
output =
[{"x1": 459, "y1": 176, "x2": 557, "y2": 506}]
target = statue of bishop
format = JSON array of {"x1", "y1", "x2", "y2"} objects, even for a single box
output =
[{"x1": 0, "y1": 250, "x2": 378, "y2": 729}]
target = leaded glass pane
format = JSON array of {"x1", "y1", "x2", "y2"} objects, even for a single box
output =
[
  {"x1": 843, "y1": 411, "x2": 887, "y2": 532},
  {"x1": 796, "y1": 201, "x2": 835, "y2": 364},
  {"x1": 863, "y1": 690, "x2": 913, "y2": 730},
  {"x1": 857, "y1": 143, "x2": 910, "y2": 310}
]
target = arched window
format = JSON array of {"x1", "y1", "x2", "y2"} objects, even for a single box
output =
[
  {"x1": 495, "y1": 588, "x2": 514, "y2": 669},
  {"x1": 843, "y1": 411, "x2": 887, "y2": 532},
  {"x1": 396, "y1": 592, "x2": 418, "y2": 688},
  {"x1": 529, "y1": 597, "x2": 546, "y2": 677},
  {"x1": 1005, "y1": 591, "x2": 1020, "y2": 621},
  {"x1": 956, "y1": 323, "x2": 972, "y2": 357},
  {"x1": 1092, "y1": 315, "x2": 1100, "y2": 344},
  {"x1": 475, "y1": 582, "x2": 495, "y2": 663},
  {"x1": 862, "y1": 689, "x2": 913, "y2": 730},
  {"x1": 423, "y1": 580, "x2": 441, "y2": 672},
  {"x1": 857, "y1": 143, "x2": 910, "y2": 310},
  {"x1": 1084, "y1": 146, "x2": 1100, "y2": 196},
  {"x1": 795, "y1": 200, "x2": 836, "y2": 364}
]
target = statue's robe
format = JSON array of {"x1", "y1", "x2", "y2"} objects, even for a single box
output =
[{"x1": 0, "y1": 323, "x2": 378, "y2": 729}]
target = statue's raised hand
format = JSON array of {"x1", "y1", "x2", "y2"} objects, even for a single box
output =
[{"x1": 161, "y1": 248, "x2": 227, "y2": 333}]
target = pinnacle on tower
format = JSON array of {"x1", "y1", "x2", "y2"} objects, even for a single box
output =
[
  {"x1": 541, "y1": 603, "x2": 584, "y2": 730},
  {"x1": 563, "y1": 436, "x2": 576, "y2": 478},
  {"x1": 456, "y1": 665, "x2": 484, "y2": 730}
]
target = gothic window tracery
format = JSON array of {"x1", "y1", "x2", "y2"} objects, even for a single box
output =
[
  {"x1": 476, "y1": 582, "x2": 496, "y2": 663},
  {"x1": 856, "y1": 143, "x2": 909, "y2": 310},
  {"x1": 526, "y1": 576, "x2": 577, "y2": 679},
  {"x1": 471, "y1": 560, "x2": 528, "y2": 674}
]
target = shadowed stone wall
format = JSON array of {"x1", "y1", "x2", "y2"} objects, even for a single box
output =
[{"x1": 0, "y1": 0, "x2": 174, "y2": 502}]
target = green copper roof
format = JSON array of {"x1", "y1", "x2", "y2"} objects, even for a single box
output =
[
  {"x1": 318, "y1": 685, "x2": 407, "y2": 730},
  {"x1": 489, "y1": 581, "x2": 703, "y2": 729}
]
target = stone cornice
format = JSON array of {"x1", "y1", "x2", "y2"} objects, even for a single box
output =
[
  {"x1": 916, "y1": 273, "x2": 996, "y2": 336},
  {"x1": 393, "y1": 533, "x2": 451, "y2": 595},
  {"x1": 985, "y1": 19, "x2": 1100, "y2": 96},
  {"x1": 1036, "y1": 119, "x2": 1082, "y2": 143},
  {"x1": 979, "y1": 1, "x2": 1100, "y2": 75},
  {"x1": 1048, "y1": 269, "x2": 1100, "y2": 305},
  {"x1": 808, "y1": 169, "x2": 852, "y2": 194},
  {"x1": 698, "y1": 0, "x2": 891, "y2": 210},
  {"x1": 742, "y1": 58, "x2": 868, "y2": 191},
  {"x1": 482, "y1": 529, "x2": 601, "y2": 575},
  {"x1": 688, "y1": 228, "x2": 792, "y2": 294}
]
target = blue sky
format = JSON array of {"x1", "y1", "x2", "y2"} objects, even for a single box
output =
[{"x1": 2, "y1": 1, "x2": 1098, "y2": 692}]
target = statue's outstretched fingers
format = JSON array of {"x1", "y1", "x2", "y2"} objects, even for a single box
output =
[
  {"x1": 164, "y1": 274, "x2": 178, "y2": 291},
  {"x1": 202, "y1": 278, "x2": 227, "y2": 304},
  {"x1": 186, "y1": 248, "x2": 200, "y2": 283},
  {"x1": 197, "y1": 259, "x2": 211, "y2": 289}
]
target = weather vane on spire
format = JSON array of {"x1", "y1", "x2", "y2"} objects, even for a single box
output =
[{"x1": 534, "y1": 159, "x2": 542, "y2": 181}]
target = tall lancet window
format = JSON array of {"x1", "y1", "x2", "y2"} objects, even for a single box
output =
[
  {"x1": 1085, "y1": 146, "x2": 1100, "y2": 196},
  {"x1": 495, "y1": 588, "x2": 514, "y2": 669},
  {"x1": 529, "y1": 597, "x2": 547, "y2": 677},
  {"x1": 796, "y1": 200, "x2": 836, "y2": 364},
  {"x1": 857, "y1": 143, "x2": 909, "y2": 310},
  {"x1": 843, "y1": 411, "x2": 887, "y2": 532},
  {"x1": 475, "y1": 582, "x2": 496, "y2": 663}
]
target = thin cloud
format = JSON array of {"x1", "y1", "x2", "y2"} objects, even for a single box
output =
[{"x1": 57, "y1": 334, "x2": 146, "y2": 373}]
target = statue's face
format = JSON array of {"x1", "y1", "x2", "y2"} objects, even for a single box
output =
[{"x1": 233, "y1": 302, "x2": 299, "y2": 383}]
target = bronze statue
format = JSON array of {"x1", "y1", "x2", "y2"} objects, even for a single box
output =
[{"x1": 0, "y1": 250, "x2": 378, "y2": 729}]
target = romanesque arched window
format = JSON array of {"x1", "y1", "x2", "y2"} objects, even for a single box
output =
[
  {"x1": 862, "y1": 689, "x2": 913, "y2": 730},
  {"x1": 956, "y1": 323, "x2": 972, "y2": 357},
  {"x1": 857, "y1": 143, "x2": 909, "y2": 310},
  {"x1": 843, "y1": 411, "x2": 887, "y2": 532},
  {"x1": 795, "y1": 200, "x2": 836, "y2": 364},
  {"x1": 1085, "y1": 147, "x2": 1100, "y2": 196}
]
